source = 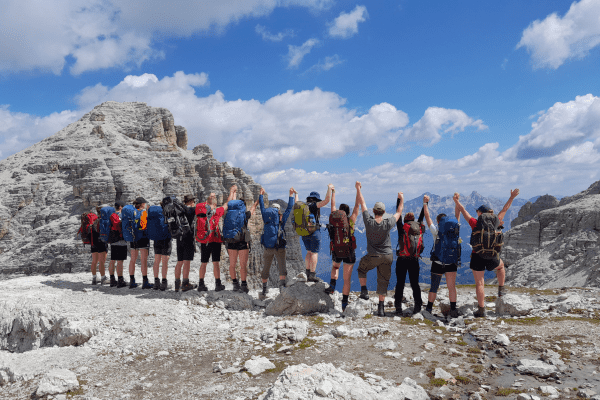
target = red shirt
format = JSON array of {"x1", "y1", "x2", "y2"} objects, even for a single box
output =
[{"x1": 468, "y1": 217, "x2": 477, "y2": 230}]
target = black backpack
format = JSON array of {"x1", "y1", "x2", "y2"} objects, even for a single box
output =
[
  {"x1": 470, "y1": 213, "x2": 503, "y2": 260},
  {"x1": 162, "y1": 196, "x2": 191, "y2": 240}
]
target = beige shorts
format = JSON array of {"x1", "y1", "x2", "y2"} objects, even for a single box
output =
[{"x1": 357, "y1": 254, "x2": 393, "y2": 295}]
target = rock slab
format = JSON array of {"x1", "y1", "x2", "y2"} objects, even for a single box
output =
[
  {"x1": 36, "y1": 369, "x2": 79, "y2": 396},
  {"x1": 265, "y1": 282, "x2": 334, "y2": 316}
]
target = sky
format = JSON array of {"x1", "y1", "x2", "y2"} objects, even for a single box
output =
[{"x1": 1, "y1": 0, "x2": 600, "y2": 203}]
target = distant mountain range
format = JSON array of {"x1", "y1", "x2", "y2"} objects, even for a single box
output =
[{"x1": 298, "y1": 191, "x2": 541, "y2": 291}]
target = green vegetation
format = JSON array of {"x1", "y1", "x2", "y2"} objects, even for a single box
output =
[
  {"x1": 456, "y1": 340, "x2": 468, "y2": 346},
  {"x1": 484, "y1": 295, "x2": 497, "y2": 302},
  {"x1": 66, "y1": 379, "x2": 87, "y2": 398},
  {"x1": 298, "y1": 337, "x2": 316, "y2": 349},
  {"x1": 309, "y1": 316, "x2": 325, "y2": 326},
  {"x1": 429, "y1": 378, "x2": 447, "y2": 387},
  {"x1": 455, "y1": 375, "x2": 470, "y2": 384},
  {"x1": 472, "y1": 365, "x2": 484, "y2": 373},
  {"x1": 363, "y1": 314, "x2": 373, "y2": 319},
  {"x1": 495, "y1": 388, "x2": 523, "y2": 396},
  {"x1": 467, "y1": 346, "x2": 481, "y2": 354},
  {"x1": 265, "y1": 360, "x2": 287, "y2": 375}
]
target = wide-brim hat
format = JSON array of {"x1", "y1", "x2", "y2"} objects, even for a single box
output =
[
  {"x1": 308, "y1": 191, "x2": 322, "y2": 202},
  {"x1": 183, "y1": 194, "x2": 196, "y2": 203}
]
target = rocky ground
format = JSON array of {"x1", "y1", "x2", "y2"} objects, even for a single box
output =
[{"x1": 1, "y1": 264, "x2": 600, "y2": 400}]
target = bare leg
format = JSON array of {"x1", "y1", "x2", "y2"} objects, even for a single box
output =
[
  {"x1": 309, "y1": 252, "x2": 318, "y2": 273},
  {"x1": 129, "y1": 249, "x2": 139, "y2": 276},
  {"x1": 98, "y1": 252, "x2": 107, "y2": 276},
  {"x1": 175, "y1": 261, "x2": 183, "y2": 280},
  {"x1": 472, "y1": 270, "x2": 486, "y2": 307},
  {"x1": 239, "y1": 249, "x2": 249, "y2": 281},
  {"x1": 116, "y1": 260, "x2": 124, "y2": 276},
  {"x1": 183, "y1": 260, "x2": 190, "y2": 280},
  {"x1": 199, "y1": 262, "x2": 207, "y2": 279},
  {"x1": 152, "y1": 254, "x2": 161, "y2": 278},
  {"x1": 140, "y1": 249, "x2": 149, "y2": 276},
  {"x1": 213, "y1": 261, "x2": 221, "y2": 279},
  {"x1": 91, "y1": 253, "x2": 99, "y2": 275},
  {"x1": 495, "y1": 260, "x2": 505, "y2": 286},
  {"x1": 446, "y1": 272, "x2": 457, "y2": 302},
  {"x1": 228, "y1": 249, "x2": 239, "y2": 281},
  {"x1": 359, "y1": 277, "x2": 367, "y2": 287},
  {"x1": 161, "y1": 256, "x2": 170, "y2": 279},
  {"x1": 108, "y1": 260, "x2": 116, "y2": 276},
  {"x1": 342, "y1": 263, "x2": 354, "y2": 296},
  {"x1": 331, "y1": 261, "x2": 341, "y2": 280}
]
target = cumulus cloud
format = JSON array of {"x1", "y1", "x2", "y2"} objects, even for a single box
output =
[
  {"x1": 304, "y1": 54, "x2": 345, "y2": 73},
  {"x1": 517, "y1": 0, "x2": 600, "y2": 69},
  {"x1": 286, "y1": 39, "x2": 320, "y2": 68},
  {"x1": 255, "y1": 24, "x2": 295, "y2": 42},
  {"x1": 328, "y1": 5, "x2": 369, "y2": 38},
  {"x1": 0, "y1": 0, "x2": 332, "y2": 75},
  {"x1": 402, "y1": 107, "x2": 488, "y2": 145}
]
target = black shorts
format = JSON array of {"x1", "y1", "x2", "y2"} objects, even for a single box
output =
[
  {"x1": 110, "y1": 245, "x2": 128, "y2": 261},
  {"x1": 154, "y1": 238, "x2": 172, "y2": 256},
  {"x1": 227, "y1": 241, "x2": 249, "y2": 251},
  {"x1": 130, "y1": 237, "x2": 150, "y2": 250},
  {"x1": 91, "y1": 241, "x2": 107, "y2": 253},
  {"x1": 332, "y1": 250, "x2": 356, "y2": 264},
  {"x1": 470, "y1": 253, "x2": 501, "y2": 272},
  {"x1": 200, "y1": 242, "x2": 222, "y2": 263},
  {"x1": 176, "y1": 237, "x2": 195, "y2": 262},
  {"x1": 431, "y1": 261, "x2": 458, "y2": 274}
]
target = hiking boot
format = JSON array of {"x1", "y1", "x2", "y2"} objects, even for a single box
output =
[
  {"x1": 174, "y1": 279, "x2": 181, "y2": 292},
  {"x1": 141, "y1": 280, "x2": 153, "y2": 289},
  {"x1": 160, "y1": 279, "x2": 168, "y2": 291},
  {"x1": 232, "y1": 281, "x2": 241, "y2": 292},
  {"x1": 474, "y1": 306, "x2": 486, "y2": 318},
  {"x1": 110, "y1": 276, "x2": 117, "y2": 287},
  {"x1": 153, "y1": 278, "x2": 161, "y2": 290},
  {"x1": 91, "y1": 276, "x2": 98, "y2": 285},
  {"x1": 394, "y1": 308, "x2": 403, "y2": 316},
  {"x1": 498, "y1": 286, "x2": 507, "y2": 297},
  {"x1": 129, "y1": 278, "x2": 139, "y2": 289},
  {"x1": 307, "y1": 271, "x2": 319, "y2": 283},
  {"x1": 342, "y1": 302, "x2": 348, "y2": 312},
  {"x1": 214, "y1": 282, "x2": 226, "y2": 292},
  {"x1": 376, "y1": 303, "x2": 386, "y2": 317},
  {"x1": 278, "y1": 280, "x2": 286, "y2": 293},
  {"x1": 359, "y1": 288, "x2": 369, "y2": 300},
  {"x1": 324, "y1": 286, "x2": 335, "y2": 295},
  {"x1": 240, "y1": 284, "x2": 249, "y2": 294},
  {"x1": 449, "y1": 309, "x2": 459, "y2": 319},
  {"x1": 413, "y1": 303, "x2": 422, "y2": 314},
  {"x1": 196, "y1": 281, "x2": 208, "y2": 292},
  {"x1": 101, "y1": 276, "x2": 109, "y2": 286}
]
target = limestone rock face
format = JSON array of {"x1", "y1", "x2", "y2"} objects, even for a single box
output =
[
  {"x1": 0, "y1": 101, "x2": 301, "y2": 287},
  {"x1": 502, "y1": 180, "x2": 600, "y2": 288},
  {"x1": 511, "y1": 195, "x2": 559, "y2": 228}
]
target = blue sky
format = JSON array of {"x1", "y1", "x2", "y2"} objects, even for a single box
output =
[{"x1": 1, "y1": 0, "x2": 600, "y2": 203}]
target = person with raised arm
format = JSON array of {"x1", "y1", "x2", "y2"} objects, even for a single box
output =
[
  {"x1": 355, "y1": 182, "x2": 403, "y2": 317},
  {"x1": 454, "y1": 189, "x2": 519, "y2": 318}
]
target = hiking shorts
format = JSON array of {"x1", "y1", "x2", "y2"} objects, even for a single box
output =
[
  {"x1": 91, "y1": 241, "x2": 107, "y2": 253},
  {"x1": 153, "y1": 238, "x2": 172, "y2": 256},
  {"x1": 130, "y1": 238, "x2": 150, "y2": 250},
  {"x1": 470, "y1": 253, "x2": 501, "y2": 272},
  {"x1": 332, "y1": 250, "x2": 356, "y2": 265},
  {"x1": 110, "y1": 245, "x2": 128, "y2": 261},
  {"x1": 176, "y1": 236, "x2": 195, "y2": 262},
  {"x1": 301, "y1": 230, "x2": 321, "y2": 253},
  {"x1": 357, "y1": 254, "x2": 393, "y2": 295},
  {"x1": 227, "y1": 241, "x2": 250, "y2": 251},
  {"x1": 262, "y1": 247, "x2": 287, "y2": 279},
  {"x1": 200, "y1": 242, "x2": 222, "y2": 263},
  {"x1": 431, "y1": 261, "x2": 458, "y2": 274}
]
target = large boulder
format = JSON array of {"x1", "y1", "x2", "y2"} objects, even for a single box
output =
[
  {"x1": 343, "y1": 298, "x2": 372, "y2": 318},
  {"x1": 516, "y1": 359, "x2": 558, "y2": 378},
  {"x1": 495, "y1": 294, "x2": 534, "y2": 316},
  {"x1": 205, "y1": 291, "x2": 254, "y2": 311},
  {"x1": 265, "y1": 282, "x2": 334, "y2": 316},
  {"x1": 244, "y1": 357, "x2": 276, "y2": 376}
]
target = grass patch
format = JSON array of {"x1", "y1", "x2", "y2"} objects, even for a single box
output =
[
  {"x1": 496, "y1": 316, "x2": 541, "y2": 325},
  {"x1": 411, "y1": 361, "x2": 423, "y2": 366},
  {"x1": 455, "y1": 375, "x2": 470, "y2": 384},
  {"x1": 66, "y1": 379, "x2": 87, "y2": 398},
  {"x1": 429, "y1": 378, "x2": 446, "y2": 387},
  {"x1": 265, "y1": 360, "x2": 287, "y2": 375},
  {"x1": 495, "y1": 388, "x2": 523, "y2": 396},
  {"x1": 364, "y1": 314, "x2": 373, "y2": 319},
  {"x1": 456, "y1": 340, "x2": 468, "y2": 346},
  {"x1": 298, "y1": 337, "x2": 316, "y2": 350},
  {"x1": 467, "y1": 346, "x2": 481, "y2": 354},
  {"x1": 309, "y1": 316, "x2": 325, "y2": 326},
  {"x1": 484, "y1": 295, "x2": 497, "y2": 302},
  {"x1": 472, "y1": 365, "x2": 484, "y2": 373}
]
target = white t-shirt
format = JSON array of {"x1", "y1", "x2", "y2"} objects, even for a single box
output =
[{"x1": 428, "y1": 223, "x2": 438, "y2": 238}]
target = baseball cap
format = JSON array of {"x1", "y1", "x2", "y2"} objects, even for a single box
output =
[
  {"x1": 373, "y1": 202, "x2": 385, "y2": 212},
  {"x1": 134, "y1": 197, "x2": 147, "y2": 205},
  {"x1": 477, "y1": 205, "x2": 492, "y2": 213},
  {"x1": 183, "y1": 194, "x2": 196, "y2": 203}
]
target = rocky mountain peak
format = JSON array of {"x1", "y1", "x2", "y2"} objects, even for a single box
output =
[{"x1": 511, "y1": 194, "x2": 560, "y2": 228}]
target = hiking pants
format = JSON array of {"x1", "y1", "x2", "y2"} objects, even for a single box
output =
[
  {"x1": 262, "y1": 247, "x2": 287, "y2": 279},
  {"x1": 394, "y1": 256, "x2": 422, "y2": 309},
  {"x1": 357, "y1": 254, "x2": 393, "y2": 296}
]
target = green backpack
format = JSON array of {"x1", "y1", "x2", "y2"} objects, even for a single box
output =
[{"x1": 292, "y1": 201, "x2": 318, "y2": 236}]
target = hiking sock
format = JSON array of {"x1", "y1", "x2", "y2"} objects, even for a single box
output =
[
  {"x1": 215, "y1": 278, "x2": 222, "y2": 286},
  {"x1": 130, "y1": 275, "x2": 135, "y2": 282},
  {"x1": 342, "y1": 295, "x2": 349, "y2": 304},
  {"x1": 498, "y1": 285, "x2": 506, "y2": 297},
  {"x1": 361, "y1": 285, "x2": 367, "y2": 292},
  {"x1": 329, "y1": 279, "x2": 336, "y2": 290},
  {"x1": 110, "y1": 274, "x2": 116, "y2": 280},
  {"x1": 199, "y1": 279, "x2": 205, "y2": 286},
  {"x1": 232, "y1": 279, "x2": 238, "y2": 284},
  {"x1": 143, "y1": 276, "x2": 149, "y2": 283},
  {"x1": 450, "y1": 302, "x2": 457, "y2": 310},
  {"x1": 262, "y1": 282, "x2": 268, "y2": 295},
  {"x1": 426, "y1": 301, "x2": 434, "y2": 313},
  {"x1": 241, "y1": 280, "x2": 247, "y2": 286}
]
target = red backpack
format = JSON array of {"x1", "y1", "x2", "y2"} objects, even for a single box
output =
[
  {"x1": 327, "y1": 210, "x2": 356, "y2": 258},
  {"x1": 78, "y1": 212, "x2": 98, "y2": 245},
  {"x1": 195, "y1": 202, "x2": 221, "y2": 243},
  {"x1": 397, "y1": 221, "x2": 425, "y2": 258}
]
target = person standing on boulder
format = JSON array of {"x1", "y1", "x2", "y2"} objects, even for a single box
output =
[
  {"x1": 454, "y1": 189, "x2": 519, "y2": 318},
  {"x1": 296, "y1": 185, "x2": 334, "y2": 283},
  {"x1": 227, "y1": 188, "x2": 260, "y2": 293},
  {"x1": 129, "y1": 197, "x2": 152, "y2": 289},
  {"x1": 90, "y1": 205, "x2": 108, "y2": 285},
  {"x1": 422, "y1": 194, "x2": 461, "y2": 318},
  {"x1": 324, "y1": 184, "x2": 361, "y2": 312},
  {"x1": 108, "y1": 200, "x2": 128, "y2": 288},
  {"x1": 174, "y1": 195, "x2": 198, "y2": 292},
  {"x1": 258, "y1": 187, "x2": 295, "y2": 298},
  {"x1": 355, "y1": 182, "x2": 403, "y2": 317},
  {"x1": 196, "y1": 186, "x2": 236, "y2": 292}
]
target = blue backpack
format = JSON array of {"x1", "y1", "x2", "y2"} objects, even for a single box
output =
[
  {"x1": 431, "y1": 216, "x2": 461, "y2": 265},
  {"x1": 99, "y1": 206, "x2": 115, "y2": 243},
  {"x1": 261, "y1": 208, "x2": 280, "y2": 248},
  {"x1": 147, "y1": 205, "x2": 171, "y2": 241},
  {"x1": 222, "y1": 200, "x2": 247, "y2": 242},
  {"x1": 121, "y1": 205, "x2": 137, "y2": 242}
]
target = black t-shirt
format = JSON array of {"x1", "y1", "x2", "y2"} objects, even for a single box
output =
[{"x1": 308, "y1": 202, "x2": 319, "y2": 224}]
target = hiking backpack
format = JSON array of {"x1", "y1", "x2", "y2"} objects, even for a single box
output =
[
  {"x1": 162, "y1": 196, "x2": 191, "y2": 240},
  {"x1": 261, "y1": 207, "x2": 280, "y2": 248},
  {"x1": 397, "y1": 220, "x2": 425, "y2": 258},
  {"x1": 108, "y1": 212, "x2": 123, "y2": 243},
  {"x1": 292, "y1": 201, "x2": 318, "y2": 236},
  {"x1": 222, "y1": 200, "x2": 247, "y2": 243},
  {"x1": 147, "y1": 205, "x2": 171, "y2": 241},
  {"x1": 195, "y1": 202, "x2": 218, "y2": 242},
  {"x1": 98, "y1": 206, "x2": 115, "y2": 243},
  {"x1": 431, "y1": 216, "x2": 461, "y2": 265},
  {"x1": 327, "y1": 210, "x2": 356, "y2": 258},
  {"x1": 121, "y1": 205, "x2": 137, "y2": 242},
  {"x1": 78, "y1": 212, "x2": 98, "y2": 245},
  {"x1": 470, "y1": 213, "x2": 504, "y2": 260}
]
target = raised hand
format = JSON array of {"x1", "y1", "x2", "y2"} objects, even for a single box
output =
[
  {"x1": 328, "y1": 183, "x2": 334, "y2": 190},
  {"x1": 260, "y1": 188, "x2": 265, "y2": 195},
  {"x1": 423, "y1": 194, "x2": 430, "y2": 204},
  {"x1": 398, "y1": 192, "x2": 404, "y2": 200},
  {"x1": 453, "y1": 192, "x2": 460, "y2": 203},
  {"x1": 355, "y1": 181, "x2": 361, "y2": 190},
  {"x1": 510, "y1": 188, "x2": 520, "y2": 199},
  {"x1": 288, "y1": 188, "x2": 294, "y2": 196}
]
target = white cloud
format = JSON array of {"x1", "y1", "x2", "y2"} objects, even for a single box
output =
[
  {"x1": 286, "y1": 39, "x2": 320, "y2": 68},
  {"x1": 517, "y1": 0, "x2": 600, "y2": 69},
  {"x1": 255, "y1": 24, "x2": 295, "y2": 42},
  {"x1": 402, "y1": 107, "x2": 488, "y2": 145},
  {"x1": 0, "y1": 0, "x2": 332, "y2": 75},
  {"x1": 328, "y1": 5, "x2": 368, "y2": 39},
  {"x1": 304, "y1": 54, "x2": 345, "y2": 73}
]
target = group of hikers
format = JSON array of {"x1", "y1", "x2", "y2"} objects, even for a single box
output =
[{"x1": 79, "y1": 182, "x2": 519, "y2": 318}]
